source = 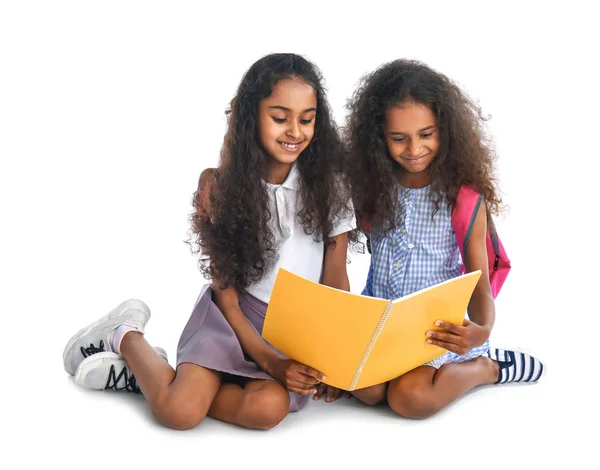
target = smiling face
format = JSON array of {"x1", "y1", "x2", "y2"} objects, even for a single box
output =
[
  {"x1": 258, "y1": 78, "x2": 317, "y2": 181},
  {"x1": 385, "y1": 101, "x2": 440, "y2": 188}
]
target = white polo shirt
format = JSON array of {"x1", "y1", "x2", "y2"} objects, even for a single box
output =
[{"x1": 246, "y1": 163, "x2": 356, "y2": 303}]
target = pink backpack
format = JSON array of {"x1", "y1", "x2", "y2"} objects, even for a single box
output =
[
  {"x1": 362, "y1": 185, "x2": 511, "y2": 299},
  {"x1": 451, "y1": 185, "x2": 511, "y2": 298}
]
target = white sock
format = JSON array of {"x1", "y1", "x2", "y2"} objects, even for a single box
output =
[{"x1": 108, "y1": 324, "x2": 140, "y2": 354}]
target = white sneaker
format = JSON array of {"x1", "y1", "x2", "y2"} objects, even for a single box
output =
[
  {"x1": 63, "y1": 299, "x2": 151, "y2": 376},
  {"x1": 74, "y1": 347, "x2": 168, "y2": 393}
]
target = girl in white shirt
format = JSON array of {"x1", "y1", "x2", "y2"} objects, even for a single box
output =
[{"x1": 62, "y1": 53, "x2": 356, "y2": 431}]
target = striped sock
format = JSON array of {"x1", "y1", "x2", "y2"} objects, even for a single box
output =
[{"x1": 487, "y1": 347, "x2": 545, "y2": 384}]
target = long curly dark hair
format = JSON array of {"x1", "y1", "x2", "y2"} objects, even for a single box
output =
[
  {"x1": 344, "y1": 59, "x2": 502, "y2": 232},
  {"x1": 189, "y1": 53, "x2": 353, "y2": 291}
]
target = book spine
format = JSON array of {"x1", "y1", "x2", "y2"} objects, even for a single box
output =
[{"x1": 347, "y1": 300, "x2": 394, "y2": 391}]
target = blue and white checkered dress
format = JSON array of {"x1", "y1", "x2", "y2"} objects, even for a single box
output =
[{"x1": 363, "y1": 185, "x2": 489, "y2": 369}]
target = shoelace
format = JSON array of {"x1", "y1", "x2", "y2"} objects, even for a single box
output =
[
  {"x1": 104, "y1": 365, "x2": 141, "y2": 393},
  {"x1": 80, "y1": 340, "x2": 105, "y2": 358}
]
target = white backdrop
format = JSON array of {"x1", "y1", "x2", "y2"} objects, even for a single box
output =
[{"x1": 1, "y1": 1, "x2": 597, "y2": 469}]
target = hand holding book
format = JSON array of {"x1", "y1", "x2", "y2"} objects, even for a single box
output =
[
  {"x1": 263, "y1": 268, "x2": 482, "y2": 391},
  {"x1": 266, "y1": 357, "x2": 326, "y2": 396},
  {"x1": 426, "y1": 319, "x2": 490, "y2": 355}
]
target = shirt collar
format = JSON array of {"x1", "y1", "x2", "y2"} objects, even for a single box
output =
[{"x1": 279, "y1": 162, "x2": 300, "y2": 191}]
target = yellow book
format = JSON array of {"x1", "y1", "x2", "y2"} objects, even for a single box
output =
[{"x1": 262, "y1": 268, "x2": 482, "y2": 391}]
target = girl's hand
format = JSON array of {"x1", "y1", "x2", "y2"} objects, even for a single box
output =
[
  {"x1": 267, "y1": 358, "x2": 325, "y2": 396},
  {"x1": 426, "y1": 319, "x2": 490, "y2": 355},
  {"x1": 313, "y1": 384, "x2": 343, "y2": 403}
]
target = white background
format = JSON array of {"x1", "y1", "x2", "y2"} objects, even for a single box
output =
[{"x1": 1, "y1": 1, "x2": 598, "y2": 468}]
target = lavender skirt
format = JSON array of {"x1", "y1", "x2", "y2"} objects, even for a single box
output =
[{"x1": 176, "y1": 284, "x2": 309, "y2": 412}]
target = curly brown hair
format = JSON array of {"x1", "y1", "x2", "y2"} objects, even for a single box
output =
[
  {"x1": 344, "y1": 59, "x2": 502, "y2": 232},
  {"x1": 188, "y1": 53, "x2": 354, "y2": 291}
]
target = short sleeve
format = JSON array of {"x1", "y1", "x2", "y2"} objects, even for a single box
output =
[{"x1": 329, "y1": 206, "x2": 357, "y2": 237}]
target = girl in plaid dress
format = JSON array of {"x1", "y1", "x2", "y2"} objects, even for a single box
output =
[{"x1": 342, "y1": 59, "x2": 545, "y2": 418}]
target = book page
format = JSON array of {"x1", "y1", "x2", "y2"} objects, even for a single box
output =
[{"x1": 354, "y1": 270, "x2": 482, "y2": 390}]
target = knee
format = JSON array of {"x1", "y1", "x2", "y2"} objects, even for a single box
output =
[
  {"x1": 387, "y1": 379, "x2": 439, "y2": 420},
  {"x1": 152, "y1": 395, "x2": 208, "y2": 431},
  {"x1": 352, "y1": 383, "x2": 387, "y2": 406},
  {"x1": 242, "y1": 384, "x2": 290, "y2": 430}
]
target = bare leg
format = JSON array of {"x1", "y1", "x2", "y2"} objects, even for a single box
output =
[
  {"x1": 120, "y1": 331, "x2": 221, "y2": 430},
  {"x1": 208, "y1": 379, "x2": 291, "y2": 430},
  {"x1": 352, "y1": 383, "x2": 388, "y2": 406},
  {"x1": 387, "y1": 356, "x2": 499, "y2": 419}
]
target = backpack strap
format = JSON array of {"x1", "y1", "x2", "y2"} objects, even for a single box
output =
[
  {"x1": 462, "y1": 193, "x2": 484, "y2": 258},
  {"x1": 452, "y1": 185, "x2": 502, "y2": 272},
  {"x1": 452, "y1": 185, "x2": 483, "y2": 269}
]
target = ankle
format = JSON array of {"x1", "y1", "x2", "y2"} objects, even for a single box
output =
[
  {"x1": 108, "y1": 324, "x2": 141, "y2": 354},
  {"x1": 486, "y1": 357, "x2": 500, "y2": 384},
  {"x1": 121, "y1": 329, "x2": 143, "y2": 351}
]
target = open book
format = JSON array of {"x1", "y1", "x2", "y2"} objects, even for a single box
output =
[{"x1": 262, "y1": 268, "x2": 482, "y2": 391}]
